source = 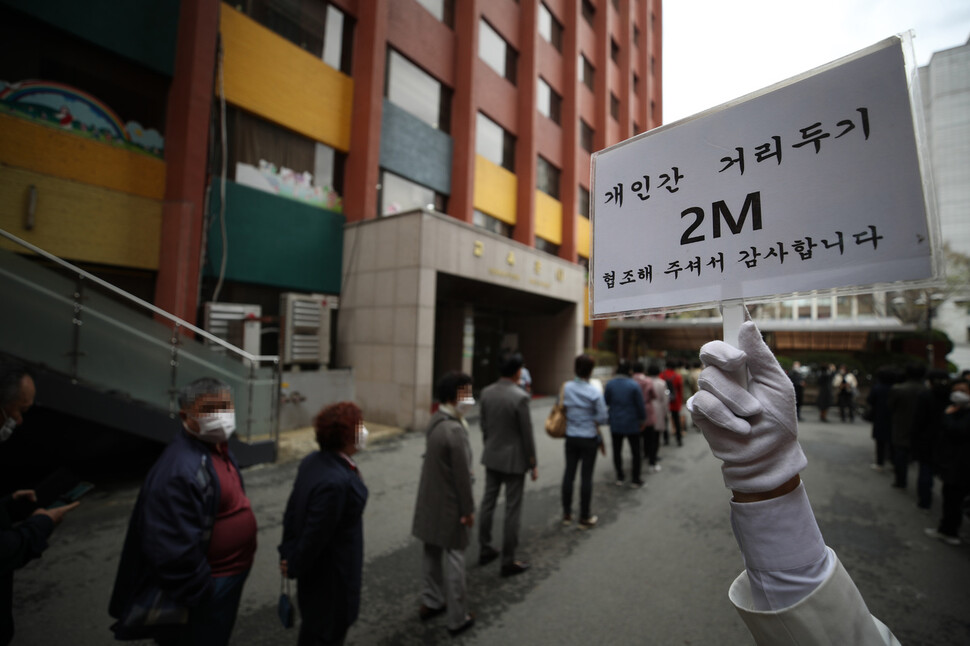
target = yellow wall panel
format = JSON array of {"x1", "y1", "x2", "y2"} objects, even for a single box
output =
[
  {"x1": 220, "y1": 5, "x2": 353, "y2": 151},
  {"x1": 534, "y1": 191, "x2": 562, "y2": 245},
  {"x1": 0, "y1": 167, "x2": 161, "y2": 270},
  {"x1": 576, "y1": 214, "x2": 591, "y2": 258},
  {"x1": 0, "y1": 113, "x2": 165, "y2": 200},
  {"x1": 473, "y1": 155, "x2": 517, "y2": 225}
]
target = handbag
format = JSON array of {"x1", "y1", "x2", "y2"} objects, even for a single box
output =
[
  {"x1": 545, "y1": 382, "x2": 567, "y2": 438},
  {"x1": 278, "y1": 574, "x2": 295, "y2": 629}
]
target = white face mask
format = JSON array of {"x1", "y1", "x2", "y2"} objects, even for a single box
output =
[
  {"x1": 456, "y1": 396, "x2": 476, "y2": 415},
  {"x1": 951, "y1": 391, "x2": 970, "y2": 406},
  {"x1": 191, "y1": 410, "x2": 236, "y2": 443},
  {"x1": 0, "y1": 411, "x2": 16, "y2": 442},
  {"x1": 356, "y1": 425, "x2": 369, "y2": 450}
]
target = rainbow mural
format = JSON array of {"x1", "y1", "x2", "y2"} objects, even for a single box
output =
[{"x1": 0, "y1": 79, "x2": 164, "y2": 157}]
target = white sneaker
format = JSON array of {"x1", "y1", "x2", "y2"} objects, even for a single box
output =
[
  {"x1": 652, "y1": 465, "x2": 662, "y2": 473},
  {"x1": 578, "y1": 515, "x2": 598, "y2": 529},
  {"x1": 614, "y1": 480, "x2": 625, "y2": 487},
  {"x1": 925, "y1": 527, "x2": 961, "y2": 546}
]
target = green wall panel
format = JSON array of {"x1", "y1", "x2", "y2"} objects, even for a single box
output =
[
  {"x1": 1, "y1": 0, "x2": 180, "y2": 76},
  {"x1": 206, "y1": 181, "x2": 345, "y2": 294}
]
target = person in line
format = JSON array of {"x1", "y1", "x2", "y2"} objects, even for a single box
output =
[
  {"x1": 604, "y1": 360, "x2": 646, "y2": 488},
  {"x1": 0, "y1": 361, "x2": 79, "y2": 646},
  {"x1": 688, "y1": 315, "x2": 899, "y2": 645},
  {"x1": 924, "y1": 378, "x2": 970, "y2": 546},
  {"x1": 677, "y1": 359, "x2": 697, "y2": 431},
  {"x1": 913, "y1": 370, "x2": 950, "y2": 511},
  {"x1": 788, "y1": 361, "x2": 806, "y2": 422},
  {"x1": 477, "y1": 353, "x2": 537, "y2": 577},
  {"x1": 833, "y1": 365, "x2": 858, "y2": 423},
  {"x1": 517, "y1": 362, "x2": 532, "y2": 395},
  {"x1": 866, "y1": 367, "x2": 897, "y2": 472},
  {"x1": 644, "y1": 364, "x2": 669, "y2": 472},
  {"x1": 816, "y1": 363, "x2": 834, "y2": 423},
  {"x1": 888, "y1": 364, "x2": 927, "y2": 490},
  {"x1": 561, "y1": 354, "x2": 608, "y2": 529},
  {"x1": 660, "y1": 361, "x2": 684, "y2": 446},
  {"x1": 109, "y1": 378, "x2": 258, "y2": 645},
  {"x1": 411, "y1": 372, "x2": 476, "y2": 636},
  {"x1": 631, "y1": 362, "x2": 657, "y2": 466},
  {"x1": 279, "y1": 402, "x2": 369, "y2": 646}
]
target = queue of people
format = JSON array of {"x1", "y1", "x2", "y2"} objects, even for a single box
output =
[{"x1": 864, "y1": 363, "x2": 970, "y2": 548}]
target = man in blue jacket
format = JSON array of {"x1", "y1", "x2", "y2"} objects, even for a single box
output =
[
  {"x1": 604, "y1": 361, "x2": 647, "y2": 488},
  {"x1": 109, "y1": 378, "x2": 258, "y2": 645}
]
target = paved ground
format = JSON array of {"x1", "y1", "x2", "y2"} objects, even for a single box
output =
[{"x1": 9, "y1": 399, "x2": 970, "y2": 645}]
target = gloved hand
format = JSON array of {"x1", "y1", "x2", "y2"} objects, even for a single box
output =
[{"x1": 686, "y1": 318, "x2": 807, "y2": 493}]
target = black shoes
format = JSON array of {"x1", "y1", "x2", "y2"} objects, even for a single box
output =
[
  {"x1": 448, "y1": 614, "x2": 475, "y2": 636},
  {"x1": 419, "y1": 604, "x2": 447, "y2": 621},
  {"x1": 478, "y1": 546, "x2": 500, "y2": 566},
  {"x1": 500, "y1": 561, "x2": 530, "y2": 577}
]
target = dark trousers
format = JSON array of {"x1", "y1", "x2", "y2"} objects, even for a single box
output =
[
  {"x1": 917, "y1": 461, "x2": 934, "y2": 509},
  {"x1": 479, "y1": 469, "x2": 526, "y2": 566},
  {"x1": 562, "y1": 436, "x2": 599, "y2": 519},
  {"x1": 874, "y1": 436, "x2": 888, "y2": 466},
  {"x1": 643, "y1": 428, "x2": 660, "y2": 465},
  {"x1": 838, "y1": 393, "x2": 854, "y2": 421},
  {"x1": 939, "y1": 481, "x2": 970, "y2": 537},
  {"x1": 892, "y1": 446, "x2": 910, "y2": 488},
  {"x1": 670, "y1": 410, "x2": 683, "y2": 446},
  {"x1": 155, "y1": 570, "x2": 249, "y2": 646},
  {"x1": 611, "y1": 433, "x2": 641, "y2": 483}
]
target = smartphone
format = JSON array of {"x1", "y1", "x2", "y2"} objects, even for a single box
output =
[{"x1": 47, "y1": 481, "x2": 94, "y2": 508}]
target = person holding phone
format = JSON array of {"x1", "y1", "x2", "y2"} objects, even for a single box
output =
[{"x1": 1, "y1": 360, "x2": 80, "y2": 646}]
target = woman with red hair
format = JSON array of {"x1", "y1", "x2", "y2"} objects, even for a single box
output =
[{"x1": 278, "y1": 402, "x2": 369, "y2": 646}]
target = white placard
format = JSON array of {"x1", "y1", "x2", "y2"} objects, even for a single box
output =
[{"x1": 590, "y1": 36, "x2": 939, "y2": 319}]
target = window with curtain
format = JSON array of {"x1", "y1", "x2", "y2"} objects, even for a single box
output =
[
  {"x1": 479, "y1": 19, "x2": 517, "y2": 85},
  {"x1": 537, "y1": 156, "x2": 560, "y2": 199},
  {"x1": 241, "y1": 0, "x2": 354, "y2": 74},
  {"x1": 380, "y1": 170, "x2": 446, "y2": 216},
  {"x1": 476, "y1": 112, "x2": 516, "y2": 171},
  {"x1": 539, "y1": 3, "x2": 563, "y2": 52},
  {"x1": 537, "y1": 78, "x2": 562, "y2": 124}
]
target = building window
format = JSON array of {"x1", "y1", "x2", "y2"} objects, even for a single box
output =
[
  {"x1": 479, "y1": 19, "x2": 517, "y2": 85},
  {"x1": 537, "y1": 78, "x2": 562, "y2": 125},
  {"x1": 610, "y1": 93, "x2": 620, "y2": 120},
  {"x1": 476, "y1": 112, "x2": 516, "y2": 171},
  {"x1": 633, "y1": 122, "x2": 641, "y2": 135},
  {"x1": 611, "y1": 0, "x2": 620, "y2": 9},
  {"x1": 633, "y1": 73, "x2": 640, "y2": 94},
  {"x1": 226, "y1": 107, "x2": 346, "y2": 200},
  {"x1": 379, "y1": 170, "x2": 445, "y2": 216},
  {"x1": 535, "y1": 237, "x2": 560, "y2": 256},
  {"x1": 651, "y1": 55, "x2": 656, "y2": 76},
  {"x1": 473, "y1": 210, "x2": 513, "y2": 238},
  {"x1": 580, "y1": 119, "x2": 594, "y2": 153},
  {"x1": 578, "y1": 186, "x2": 590, "y2": 218},
  {"x1": 633, "y1": 24, "x2": 640, "y2": 47},
  {"x1": 581, "y1": 0, "x2": 595, "y2": 27},
  {"x1": 242, "y1": 1, "x2": 354, "y2": 74},
  {"x1": 579, "y1": 55, "x2": 595, "y2": 90},
  {"x1": 857, "y1": 293, "x2": 875, "y2": 315},
  {"x1": 538, "y1": 3, "x2": 563, "y2": 52},
  {"x1": 610, "y1": 38, "x2": 620, "y2": 63},
  {"x1": 536, "y1": 156, "x2": 560, "y2": 199},
  {"x1": 414, "y1": 0, "x2": 455, "y2": 28},
  {"x1": 386, "y1": 49, "x2": 452, "y2": 133}
]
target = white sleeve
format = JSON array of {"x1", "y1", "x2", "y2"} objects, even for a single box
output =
[{"x1": 729, "y1": 482, "x2": 833, "y2": 611}]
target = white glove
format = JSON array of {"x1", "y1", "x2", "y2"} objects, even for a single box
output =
[{"x1": 686, "y1": 318, "x2": 807, "y2": 493}]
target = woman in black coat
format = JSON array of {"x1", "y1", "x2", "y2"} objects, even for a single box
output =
[
  {"x1": 926, "y1": 379, "x2": 970, "y2": 546},
  {"x1": 279, "y1": 402, "x2": 369, "y2": 646}
]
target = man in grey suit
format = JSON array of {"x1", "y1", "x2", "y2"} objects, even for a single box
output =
[{"x1": 477, "y1": 353, "x2": 537, "y2": 577}]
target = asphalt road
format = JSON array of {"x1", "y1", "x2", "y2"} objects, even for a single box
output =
[{"x1": 10, "y1": 400, "x2": 970, "y2": 645}]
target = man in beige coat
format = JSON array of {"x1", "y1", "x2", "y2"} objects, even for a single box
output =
[{"x1": 411, "y1": 372, "x2": 476, "y2": 636}]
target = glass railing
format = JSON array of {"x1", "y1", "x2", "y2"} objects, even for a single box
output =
[{"x1": 0, "y1": 228, "x2": 280, "y2": 443}]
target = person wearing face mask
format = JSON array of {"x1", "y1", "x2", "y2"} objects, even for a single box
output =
[
  {"x1": 924, "y1": 378, "x2": 970, "y2": 547},
  {"x1": 109, "y1": 377, "x2": 257, "y2": 645},
  {"x1": 0, "y1": 360, "x2": 80, "y2": 646},
  {"x1": 279, "y1": 402, "x2": 369, "y2": 645},
  {"x1": 411, "y1": 371, "x2": 476, "y2": 636}
]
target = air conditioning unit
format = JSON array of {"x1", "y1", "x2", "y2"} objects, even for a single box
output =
[
  {"x1": 203, "y1": 302, "x2": 262, "y2": 356},
  {"x1": 280, "y1": 293, "x2": 338, "y2": 366}
]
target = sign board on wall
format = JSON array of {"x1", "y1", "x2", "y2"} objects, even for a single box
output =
[{"x1": 590, "y1": 35, "x2": 941, "y2": 319}]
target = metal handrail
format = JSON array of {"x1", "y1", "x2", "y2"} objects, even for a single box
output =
[{"x1": 0, "y1": 228, "x2": 279, "y2": 365}]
